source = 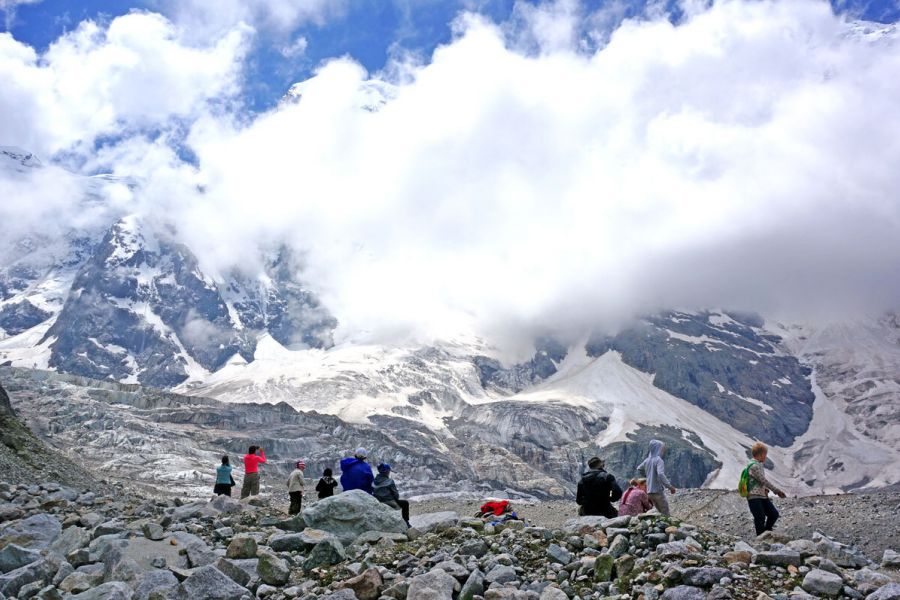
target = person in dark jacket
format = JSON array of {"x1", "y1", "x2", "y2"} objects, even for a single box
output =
[
  {"x1": 373, "y1": 463, "x2": 410, "y2": 526},
  {"x1": 339, "y1": 448, "x2": 375, "y2": 494},
  {"x1": 316, "y1": 468, "x2": 338, "y2": 499},
  {"x1": 576, "y1": 456, "x2": 623, "y2": 518}
]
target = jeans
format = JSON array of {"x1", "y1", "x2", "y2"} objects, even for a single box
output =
[
  {"x1": 647, "y1": 492, "x2": 670, "y2": 516},
  {"x1": 241, "y1": 472, "x2": 260, "y2": 498},
  {"x1": 747, "y1": 498, "x2": 779, "y2": 535},
  {"x1": 289, "y1": 491, "x2": 303, "y2": 515}
]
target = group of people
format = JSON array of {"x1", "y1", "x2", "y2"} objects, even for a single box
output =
[
  {"x1": 576, "y1": 439, "x2": 786, "y2": 536},
  {"x1": 212, "y1": 446, "x2": 410, "y2": 525},
  {"x1": 214, "y1": 438, "x2": 786, "y2": 537}
]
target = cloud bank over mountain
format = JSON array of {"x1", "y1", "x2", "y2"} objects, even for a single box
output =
[{"x1": 2, "y1": 0, "x2": 900, "y2": 345}]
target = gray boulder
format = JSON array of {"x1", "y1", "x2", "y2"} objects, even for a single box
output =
[
  {"x1": 267, "y1": 533, "x2": 306, "y2": 553},
  {"x1": 546, "y1": 544, "x2": 571, "y2": 565},
  {"x1": 302, "y1": 490, "x2": 408, "y2": 544},
  {"x1": 171, "y1": 532, "x2": 216, "y2": 568},
  {"x1": 141, "y1": 524, "x2": 165, "y2": 542},
  {"x1": 866, "y1": 583, "x2": 900, "y2": 600},
  {"x1": 226, "y1": 535, "x2": 258, "y2": 560},
  {"x1": 681, "y1": 567, "x2": 730, "y2": 588},
  {"x1": 852, "y1": 569, "x2": 892, "y2": 595},
  {"x1": 69, "y1": 581, "x2": 135, "y2": 600},
  {"x1": 0, "y1": 558, "x2": 55, "y2": 597},
  {"x1": 485, "y1": 565, "x2": 517, "y2": 585},
  {"x1": 408, "y1": 512, "x2": 459, "y2": 534},
  {"x1": 257, "y1": 551, "x2": 289, "y2": 586},
  {"x1": 661, "y1": 586, "x2": 707, "y2": 600},
  {"x1": 303, "y1": 538, "x2": 346, "y2": 570},
  {"x1": 802, "y1": 569, "x2": 843, "y2": 597},
  {"x1": 180, "y1": 565, "x2": 251, "y2": 600},
  {"x1": 814, "y1": 535, "x2": 868, "y2": 568},
  {"x1": 0, "y1": 513, "x2": 61, "y2": 550},
  {"x1": 754, "y1": 550, "x2": 801, "y2": 567},
  {"x1": 459, "y1": 570, "x2": 484, "y2": 600},
  {"x1": 0, "y1": 544, "x2": 41, "y2": 574},
  {"x1": 407, "y1": 569, "x2": 459, "y2": 600},
  {"x1": 215, "y1": 558, "x2": 259, "y2": 589},
  {"x1": 882, "y1": 549, "x2": 900, "y2": 569},
  {"x1": 459, "y1": 539, "x2": 489, "y2": 558},
  {"x1": 134, "y1": 570, "x2": 179, "y2": 600},
  {"x1": 49, "y1": 526, "x2": 91, "y2": 556}
]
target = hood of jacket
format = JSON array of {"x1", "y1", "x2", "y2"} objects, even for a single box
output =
[
  {"x1": 648, "y1": 439, "x2": 664, "y2": 458},
  {"x1": 341, "y1": 457, "x2": 364, "y2": 470},
  {"x1": 373, "y1": 474, "x2": 392, "y2": 486}
]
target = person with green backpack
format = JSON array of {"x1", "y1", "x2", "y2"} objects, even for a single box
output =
[{"x1": 739, "y1": 442, "x2": 787, "y2": 536}]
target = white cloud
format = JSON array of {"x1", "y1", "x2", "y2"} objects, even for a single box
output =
[
  {"x1": 4, "y1": 0, "x2": 900, "y2": 347},
  {"x1": 0, "y1": 0, "x2": 41, "y2": 30},
  {"x1": 280, "y1": 35, "x2": 309, "y2": 58},
  {"x1": 0, "y1": 12, "x2": 249, "y2": 158},
  {"x1": 167, "y1": 0, "x2": 345, "y2": 41}
]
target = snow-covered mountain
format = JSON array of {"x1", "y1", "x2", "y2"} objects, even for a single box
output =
[{"x1": 1, "y1": 147, "x2": 899, "y2": 497}]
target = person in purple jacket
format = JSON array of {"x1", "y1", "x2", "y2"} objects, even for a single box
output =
[{"x1": 339, "y1": 447, "x2": 375, "y2": 494}]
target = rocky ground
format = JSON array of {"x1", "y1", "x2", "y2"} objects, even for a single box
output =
[
  {"x1": 2, "y1": 481, "x2": 899, "y2": 600},
  {"x1": 411, "y1": 490, "x2": 900, "y2": 563}
]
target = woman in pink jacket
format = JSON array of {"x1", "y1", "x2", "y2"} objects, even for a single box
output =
[{"x1": 618, "y1": 478, "x2": 653, "y2": 516}]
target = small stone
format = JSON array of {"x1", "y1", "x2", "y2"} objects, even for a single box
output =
[
  {"x1": 407, "y1": 569, "x2": 459, "y2": 600},
  {"x1": 801, "y1": 569, "x2": 843, "y2": 598},
  {"x1": 882, "y1": 550, "x2": 900, "y2": 569},
  {"x1": 594, "y1": 554, "x2": 614, "y2": 582},
  {"x1": 257, "y1": 551, "x2": 290, "y2": 586},
  {"x1": 547, "y1": 544, "x2": 572, "y2": 565},
  {"x1": 339, "y1": 567, "x2": 383, "y2": 600},
  {"x1": 865, "y1": 583, "x2": 900, "y2": 600},
  {"x1": 660, "y1": 585, "x2": 707, "y2": 600},
  {"x1": 142, "y1": 523, "x2": 165, "y2": 541},
  {"x1": 225, "y1": 534, "x2": 258, "y2": 560}
]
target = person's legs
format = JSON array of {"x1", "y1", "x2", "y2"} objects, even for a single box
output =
[
  {"x1": 397, "y1": 499, "x2": 410, "y2": 524},
  {"x1": 648, "y1": 493, "x2": 670, "y2": 516},
  {"x1": 762, "y1": 499, "x2": 779, "y2": 531},
  {"x1": 747, "y1": 499, "x2": 767, "y2": 536},
  {"x1": 241, "y1": 473, "x2": 259, "y2": 498},
  {"x1": 289, "y1": 491, "x2": 303, "y2": 515}
]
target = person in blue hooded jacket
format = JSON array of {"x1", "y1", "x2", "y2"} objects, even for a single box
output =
[{"x1": 340, "y1": 448, "x2": 375, "y2": 494}]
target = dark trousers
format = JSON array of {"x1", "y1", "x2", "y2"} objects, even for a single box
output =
[
  {"x1": 748, "y1": 498, "x2": 779, "y2": 535},
  {"x1": 213, "y1": 483, "x2": 232, "y2": 497},
  {"x1": 289, "y1": 491, "x2": 303, "y2": 515},
  {"x1": 384, "y1": 499, "x2": 410, "y2": 524},
  {"x1": 241, "y1": 472, "x2": 260, "y2": 498}
]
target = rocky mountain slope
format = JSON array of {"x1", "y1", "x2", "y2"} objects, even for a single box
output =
[
  {"x1": 0, "y1": 382, "x2": 97, "y2": 490},
  {"x1": 1, "y1": 476, "x2": 899, "y2": 600},
  {"x1": 1, "y1": 147, "x2": 899, "y2": 498}
]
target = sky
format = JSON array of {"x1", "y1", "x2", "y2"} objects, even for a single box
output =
[{"x1": 2, "y1": 0, "x2": 900, "y2": 345}]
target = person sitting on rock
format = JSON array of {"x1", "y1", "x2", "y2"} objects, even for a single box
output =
[
  {"x1": 240, "y1": 445, "x2": 266, "y2": 499},
  {"x1": 638, "y1": 439, "x2": 677, "y2": 516},
  {"x1": 288, "y1": 459, "x2": 306, "y2": 515},
  {"x1": 618, "y1": 477, "x2": 653, "y2": 516},
  {"x1": 746, "y1": 441, "x2": 787, "y2": 536},
  {"x1": 316, "y1": 468, "x2": 338, "y2": 499},
  {"x1": 373, "y1": 463, "x2": 410, "y2": 526},
  {"x1": 214, "y1": 455, "x2": 235, "y2": 497},
  {"x1": 576, "y1": 456, "x2": 623, "y2": 518},
  {"x1": 339, "y1": 447, "x2": 375, "y2": 494}
]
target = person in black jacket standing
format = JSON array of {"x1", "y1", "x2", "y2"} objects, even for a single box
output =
[{"x1": 576, "y1": 456, "x2": 623, "y2": 518}]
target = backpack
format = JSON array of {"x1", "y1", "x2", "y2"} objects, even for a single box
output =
[{"x1": 737, "y1": 460, "x2": 757, "y2": 498}]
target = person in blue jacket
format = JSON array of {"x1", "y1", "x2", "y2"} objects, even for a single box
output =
[{"x1": 340, "y1": 447, "x2": 375, "y2": 494}]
